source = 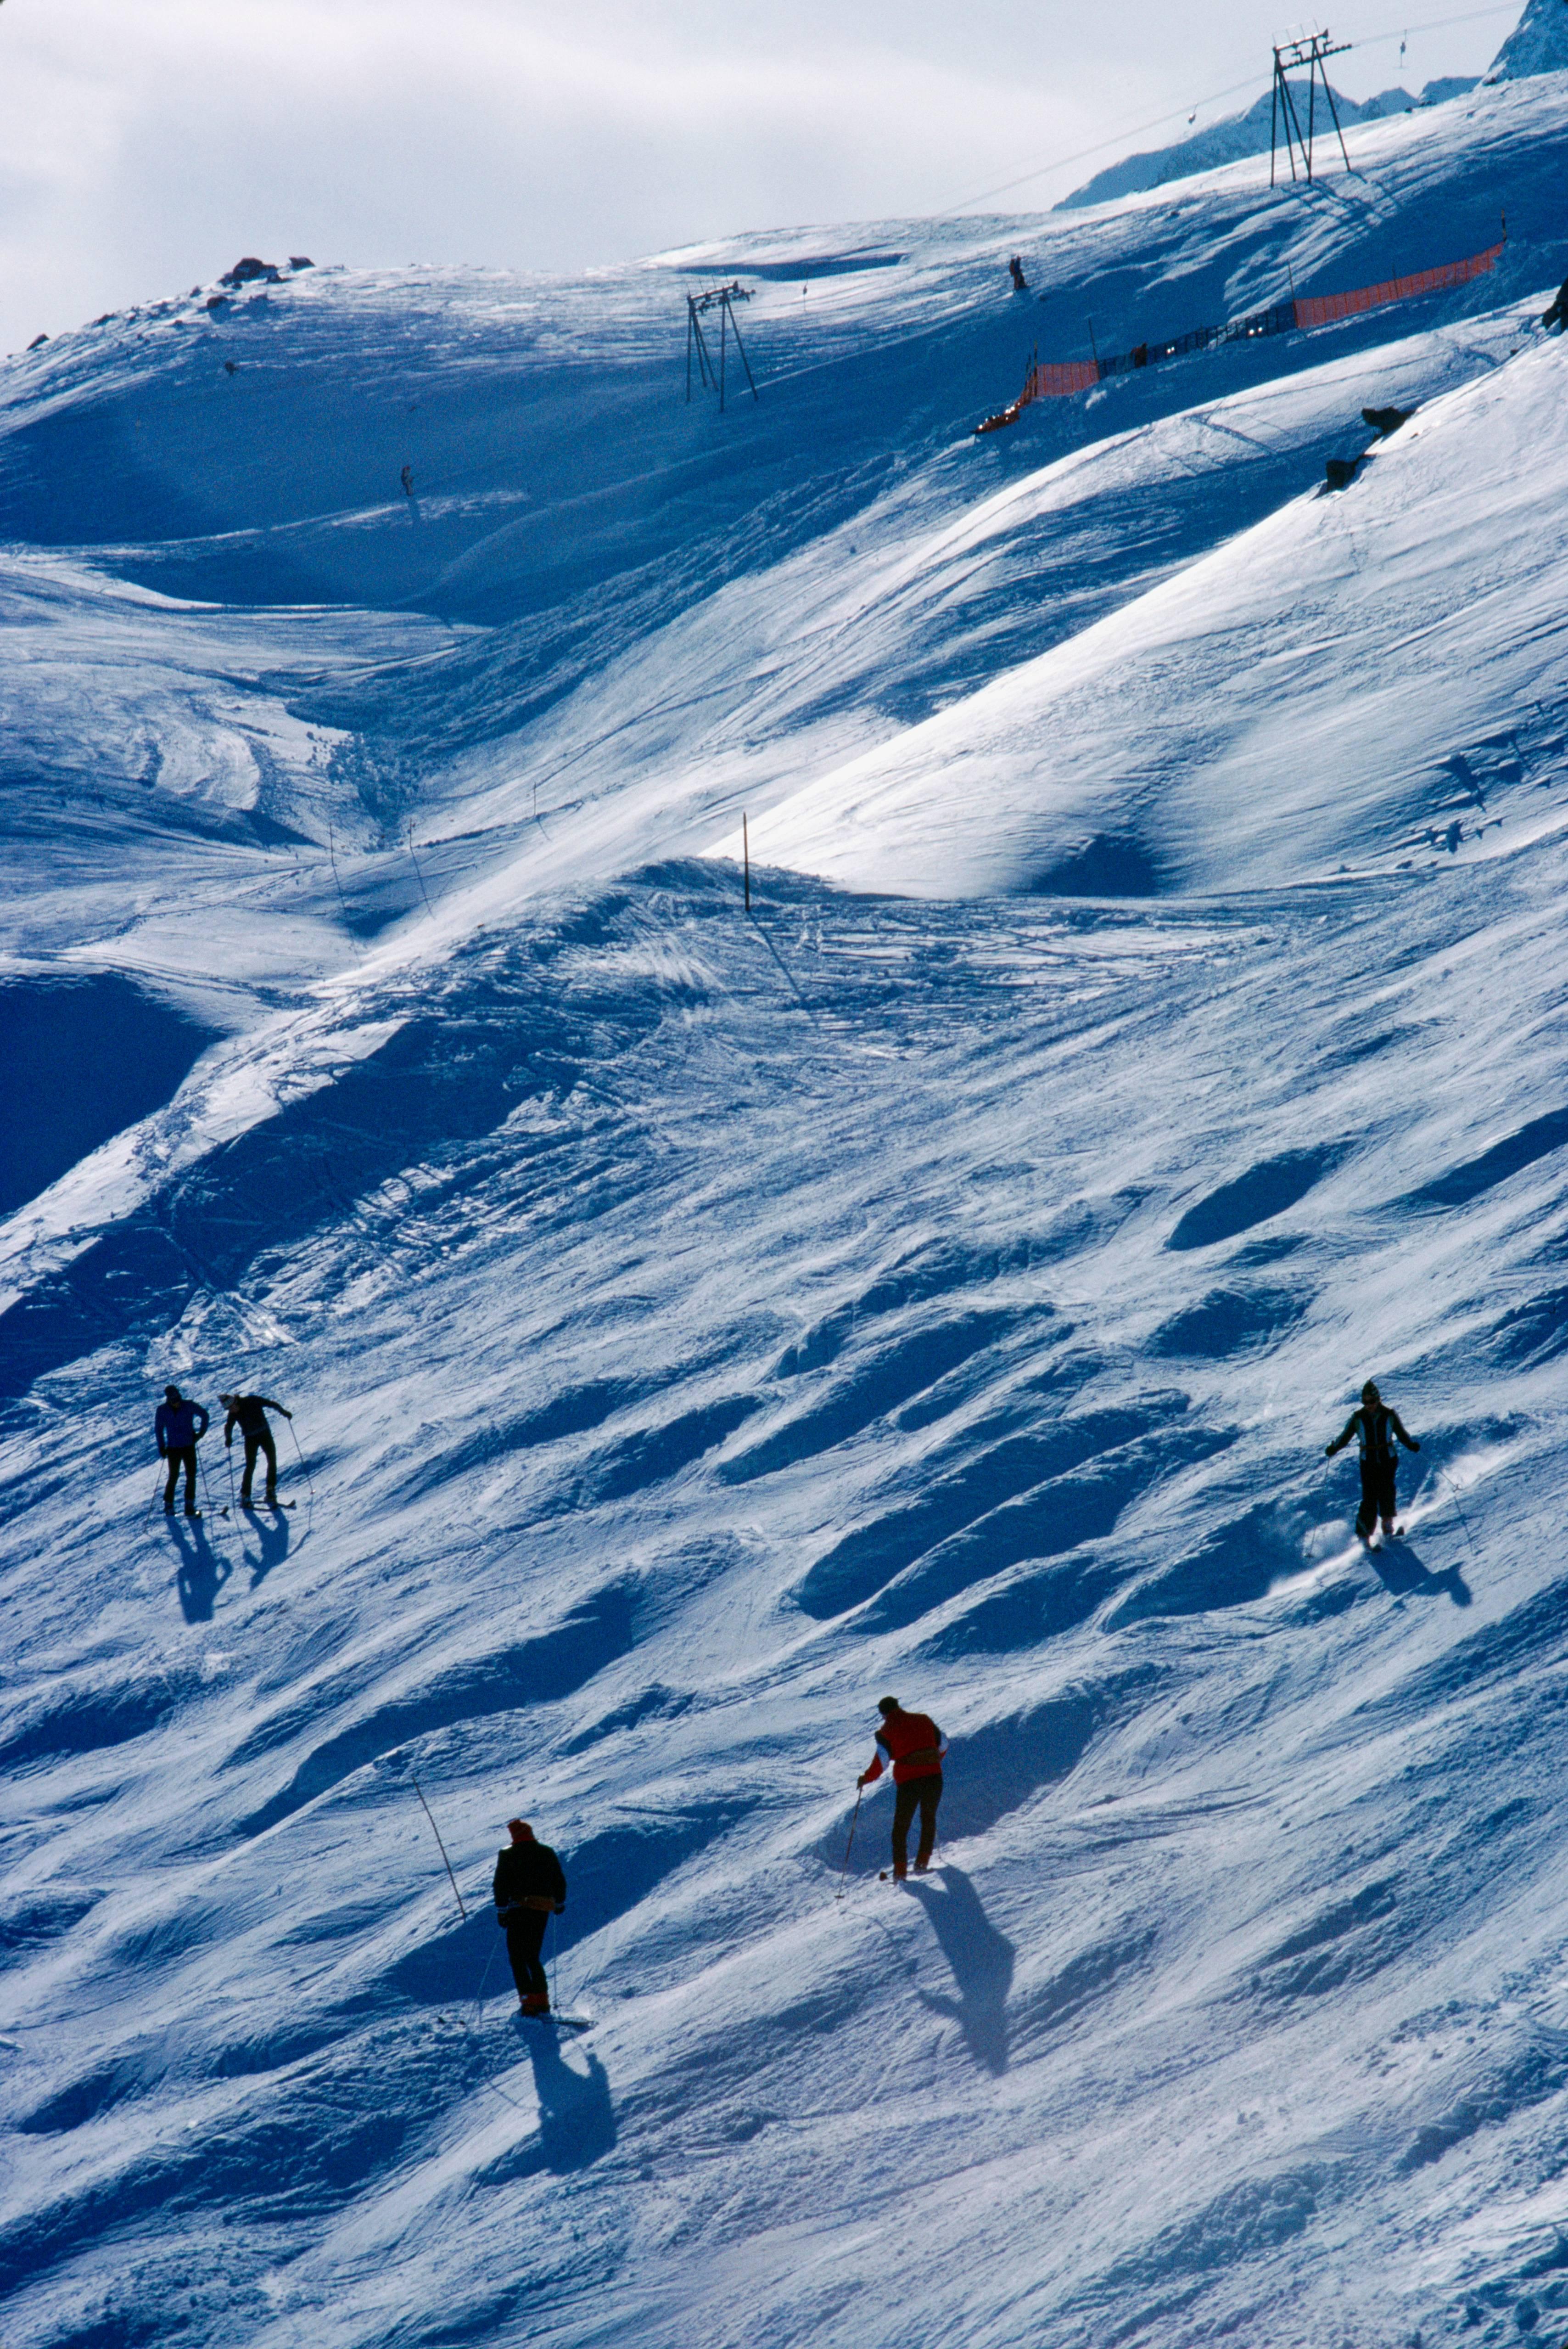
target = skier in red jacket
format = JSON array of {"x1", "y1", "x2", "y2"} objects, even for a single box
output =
[{"x1": 858, "y1": 1696, "x2": 946, "y2": 1879}]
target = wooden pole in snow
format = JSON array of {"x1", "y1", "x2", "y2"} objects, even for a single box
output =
[
  {"x1": 743, "y1": 812, "x2": 750, "y2": 910},
  {"x1": 411, "y1": 1774, "x2": 468, "y2": 1922}
]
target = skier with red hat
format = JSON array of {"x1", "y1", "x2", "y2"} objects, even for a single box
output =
[
  {"x1": 858, "y1": 1697, "x2": 947, "y2": 1880},
  {"x1": 493, "y1": 1819, "x2": 566, "y2": 2015}
]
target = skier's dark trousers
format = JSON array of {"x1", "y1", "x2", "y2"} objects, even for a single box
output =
[
  {"x1": 155, "y1": 1386, "x2": 210, "y2": 1516},
  {"x1": 493, "y1": 1819, "x2": 566, "y2": 2014},
  {"x1": 858, "y1": 1697, "x2": 946, "y2": 1880},
  {"x1": 219, "y1": 1392, "x2": 292, "y2": 1504},
  {"x1": 1325, "y1": 1379, "x2": 1420, "y2": 1541}
]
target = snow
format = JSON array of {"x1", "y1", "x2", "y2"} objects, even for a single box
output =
[
  {"x1": 741, "y1": 330, "x2": 1568, "y2": 896},
  {"x1": 4, "y1": 58, "x2": 1568, "y2": 2349}
]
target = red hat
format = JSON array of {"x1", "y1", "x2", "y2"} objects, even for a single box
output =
[{"x1": 507, "y1": 1819, "x2": 534, "y2": 1842}]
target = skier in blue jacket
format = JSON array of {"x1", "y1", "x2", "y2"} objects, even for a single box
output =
[
  {"x1": 155, "y1": 1385, "x2": 210, "y2": 1517},
  {"x1": 1325, "y1": 1379, "x2": 1420, "y2": 1544}
]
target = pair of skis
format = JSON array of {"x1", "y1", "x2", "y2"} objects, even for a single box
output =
[{"x1": 166, "y1": 1502, "x2": 293, "y2": 1522}]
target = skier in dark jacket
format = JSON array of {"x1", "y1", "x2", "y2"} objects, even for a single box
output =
[
  {"x1": 219, "y1": 1392, "x2": 292, "y2": 1506},
  {"x1": 858, "y1": 1697, "x2": 947, "y2": 1880},
  {"x1": 1326, "y1": 1379, "x2": 1421, "y2": 1544},
  {"x1": 154, "y1": 1386, "x2": 210, "y2": 1517},
  {"x1": 493, "y1": 1819, "x2": 566, "y2": 2014}
]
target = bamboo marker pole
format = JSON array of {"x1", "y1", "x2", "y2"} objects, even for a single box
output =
[{"x1": 411, "y1": 1775, "x2": 468, "y2": 1922}]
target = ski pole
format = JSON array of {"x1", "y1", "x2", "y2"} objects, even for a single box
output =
[
  {"x1": 147, "y1": 1462, "x2": 166, "y2": 1521},
  {"x1": 837, "y1": 1784, "x2": 864, "y2": 1901},
  {"x1": 1439, "y1": 1467, "x2": 1478, "y2": 1573},
  {"x1": 223, "y1": 1441, "x2": 236, "y2": 1519},
  {"x1": 286, "y1": 1418, "x2": 316, "y2": 1509},
  {"x1": 474, "y1": 1932, "x2": 502, "y2": 2020},
  {"x1": 410, "y1": 1773, "x2": 468, "y2": 1922},
  {"x1": 549, "y1": 1907, "x2": 558, "y2": 2011},
  {"x1": 197, "y1": 1444, "x2": 220, "y2": 1524}
]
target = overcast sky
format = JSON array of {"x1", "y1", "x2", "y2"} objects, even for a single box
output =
[{"x1": 0, "y1": 0, "x2": 1520, "y2": 352}]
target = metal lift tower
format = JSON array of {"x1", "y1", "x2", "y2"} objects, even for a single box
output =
[
  {"x1": 1270, "y1": 28, "x2": 1353, "y2": 187},
  {"x1": 684, "y1": 282, "x2": 759, "y2": 413}
]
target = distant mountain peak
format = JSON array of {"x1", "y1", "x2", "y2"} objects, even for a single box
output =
[{"x1": 1483, "y1": 0, "x2": 1568, "y2": 80}]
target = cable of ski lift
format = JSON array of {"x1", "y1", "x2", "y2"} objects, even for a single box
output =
[{"x1": 937, "y1": 0, "x2": 1518, "y2": 216}]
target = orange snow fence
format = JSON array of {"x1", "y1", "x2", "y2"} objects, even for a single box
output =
[
  {"x1": 978, "y1": 239, "x2": 1505, "y2": 428},
  {"x1": 1023, "y1": 359, "x2": 1102, "y2": 399},
  {"x1": 1293, "y1": 239, "x2": 1504, "y2": 327}
]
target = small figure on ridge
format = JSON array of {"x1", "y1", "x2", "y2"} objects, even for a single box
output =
[
  {"x1": 1325, "y1": 1379, "x2": 1421, "y2": 1546},
  {"x1": 493, "y1": 1818, "x2": 566, "y2": 2016},
  {"x1": 1008, "y1": 255, "x2": 1029, "y2": 292},
  {"x1": 155, "y1": 1384, "x2": 210, "y2": 1518},
  {"x1": 858, "y1": 1696, "x2": 946, "y2": 1881}
]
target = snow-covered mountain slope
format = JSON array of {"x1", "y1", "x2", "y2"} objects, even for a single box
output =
[
  {"x1": 745, "y1": 330, "x2": 1568, "y2": 895},
  {"x1": 6, "y1": 64, "x2": 1568, "y2": 2349}
]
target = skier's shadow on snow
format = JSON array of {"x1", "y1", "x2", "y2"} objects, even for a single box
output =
[
  {"x1": 168, "y1": 1516, "x2": 232, "y2": 1623},
  {"x1": 1370, "y1": 1538, "x2": 1471, "y2": 1608},
  {"x1": 906, "y1": 1865, "x2": 1014, "y2": 2075},
  {"x1": 240, "y1": 1506, "x2": 291, "y2": 1590},
  {"x1": 520, "y1": 2025, "x2": 617, "y2": 2172}
]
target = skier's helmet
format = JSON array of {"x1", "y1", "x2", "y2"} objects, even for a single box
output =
[
  {"x1": 877, "y1": 1696, "x2": 901, "y2": 1717},
  {"x1": 1361, "y1": 1380, "x2": 1381, "y2": 1405}
]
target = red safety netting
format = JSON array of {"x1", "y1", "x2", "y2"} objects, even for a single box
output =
[
  {"x1": 978, "y1": 239, "x2": 1506, "y2": 431},
  {"x1": 1294, "y1": 240, "x2": 1503, "y2": 328},
  {"x1": 1022, "y1": 359, "x2": 1102, "y2": 400}
]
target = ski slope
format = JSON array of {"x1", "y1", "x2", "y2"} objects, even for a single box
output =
[{"x1": 4, "y1": 62, "x2": 1568, "y2": 2349}]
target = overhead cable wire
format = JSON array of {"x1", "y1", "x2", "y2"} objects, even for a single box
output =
[
  {"x1": 937, "y1": 0, "x2": 1518, "y2": 216},
  {"x1": 936, "y1": 78, "x2": 1262, "y2": 214}
]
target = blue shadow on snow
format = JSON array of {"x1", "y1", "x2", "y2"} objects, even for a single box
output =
[
  {"x1": 240, "y1": 1503, "x2": 292, "y2": 1590},
  {"x1": 0, "y1": 976, "x2": 216, "y2": 1220},
  {"x1": 907, "y1": 1866, "x2": 1014, "y2": 2075},
  {"x1": 1166, "y1": 1145, "x2": 1347, "y2": 1252},
  {"x1": 521, "y1": 2024, "x2": 616, "y2": 2172},
  {"x1": 169, "y1": 1514, "x2": 232, "y2": 1624},
  {"x1": 1407, "y1": 1106, "x2": 1568, "y2": 1210},
  {"x1": 1370, "y1": 1536, "x2": 1470, "y2": 1608}
]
